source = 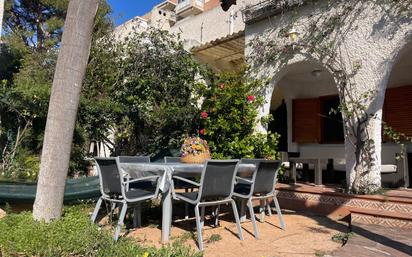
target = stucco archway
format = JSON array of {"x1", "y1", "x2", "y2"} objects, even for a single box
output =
[
  {"x1": 267, "y1": 60, "x2": 346, "y2": 184},
  {"x1": 380, "y1": 39, "x2": 412, "y2": 188}
]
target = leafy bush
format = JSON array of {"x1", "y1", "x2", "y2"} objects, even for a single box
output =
[
  {"x1": 85, "y1": 28, "x2": 205, "y2": 156},
  {"x1": 197, "y1": 70, "x2": 280, "y2": 159},
  {"x1": 0, "y1": 205, "x2": 202, "y2": 257},
  {"x1": 0, "y1": 148, "x2": 40, "y2": 181}
]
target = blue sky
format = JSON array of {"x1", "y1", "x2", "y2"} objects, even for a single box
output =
[{"x1": 107, "y1": 0, "x2": 164, "y2": 25}]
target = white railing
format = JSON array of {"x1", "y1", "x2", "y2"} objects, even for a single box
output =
[
  {"x1": 176, "y1": 0, "x2": 204, "y2": 12},
  {"x1": 195, "y1": 0, "x2": 205, "y2": 8},
  {"x1": 176, "y1": 0, "x2": 191, "y2": 11}
]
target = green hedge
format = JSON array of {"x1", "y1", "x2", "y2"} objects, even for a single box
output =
[{"x1": 0, "y1": 206, "x2": 201, "y2": 257}]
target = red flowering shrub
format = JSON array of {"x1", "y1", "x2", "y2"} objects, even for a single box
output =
[
  {"x1": 247, "y1": 95, "x2": 255, "y2": 102},
  {"x1": 200, "y1": 111, "x2": 208, "y2": 119},
  {"x1": 197, "y1": 70, "x2": 280, "y2": 159}
]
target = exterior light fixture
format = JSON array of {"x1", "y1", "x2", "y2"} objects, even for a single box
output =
[
  {"x1": 288, "y1": 28, "x2": 299, "y2": 43},
  {"x1": 221, "y1": 0, "x2": 237, "y2": 12},
  {"x1": 311, "y1": 69, "x2": 322, "y2": 78}
]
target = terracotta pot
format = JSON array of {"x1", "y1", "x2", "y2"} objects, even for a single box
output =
[{"x1": 180, "y1": 152, "x2": 211, "y2": 164}]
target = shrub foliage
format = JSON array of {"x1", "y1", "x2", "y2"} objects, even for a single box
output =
[
  {"x1": 0, "y1": 206, "x2": 202, "y2": 257},
  {"x1": 197, "y1": 70, "x2": 280, "y2": 159}
]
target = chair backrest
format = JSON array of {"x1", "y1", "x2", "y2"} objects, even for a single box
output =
[
  {"x1": 164, "y1": 156, "x2": 181, "y2": 163},
  {"x1": 94, "y1": 157, "x2": 122, "y2": 197},
  {"x1": 198, "y1": 160, "x2": 239, "y2": 201},
  {"x1": 242, "y1": 159, "x2": 281, "y2": 195},
  {"x1": 118, "y1": 156, "x2": 151, "y2": 163}
]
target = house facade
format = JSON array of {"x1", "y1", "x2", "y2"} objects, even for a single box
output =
[
  {"x1": 243, "y1": 0, "x2": 411, "y2": 189},
  {"x1": 115, "y1": 0, "x2": 411, "y2": 188}
]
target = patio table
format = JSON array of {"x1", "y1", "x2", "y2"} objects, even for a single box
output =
[
  {"x1": 120, "y1": 162, "x2": 256, "y2": 243},
  {"x1": 288, "y1": 157, "x2": 332, "y2": 186}
]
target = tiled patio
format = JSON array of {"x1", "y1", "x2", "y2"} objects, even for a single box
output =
[
  {"x1": 125, "y1": 209, "x2": 349, "y2": 257},
  {"x1": 331, "y1": 223, "x2": 412, "y2": 257}
]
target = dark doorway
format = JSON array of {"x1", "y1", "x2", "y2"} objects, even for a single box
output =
[
  {"x1": 320, "y1": 96, "x2": 344, "y2": 143},
  {"x1": 269, "y1": 100, "x2": 288, "y2": 151}
]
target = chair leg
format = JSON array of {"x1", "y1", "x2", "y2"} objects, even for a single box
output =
[
  {"x1": 91, "y1": 197, "x2": 103, "y2": 222},
  {"x1": 266, "y1": 198, "x2": 272, "y2": 216},
  {"x1": 114, "y1": 202, "x2": 128, "y2": 241},
  {"x1": 247, "y1": 199, "x2": 259, "y2": 239},
  {"x1": 133, "y1": 203, "x2": 141, "y2": 228},
  {"x1": 109, "y1": 202, "x2": 117, "y2": 223},
  {"x1": 259, "y1": 200, "x2": 265, "y2": 222},
  {"x1": 200, "y1": 206, "x2": 205, "y2": 229},
  {"x1": 184, "y1": 203, "x2": 189, "y2": 220},
  {"x1": 230, "y1": 200, "x2": 244, "y2": 241},
  {"x1": 239, "y1": 199, "x2": 247, "y2": 222},
  {"x1": 273, "y1": 196, "x2": 285, "y2": 230},
  {"x1": 214, "y1": 205, "x2": 220, "y2": 227},
  {"x1": 170, "y1": 202, "x2": 173, "y2": 236},
  {"x1": 194, "y1": 204, "x2": 204, "y2": 251}
]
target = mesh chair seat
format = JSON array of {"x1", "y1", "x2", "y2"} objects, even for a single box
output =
[
  {"x1": 129, "y1": 181, "x2": 155, "y2": 190},
  {"x1": 174, "y1": 180, "x2": 198, "y2": 189},
  {"x1": 234, "y1": 183, "x2": 252, "y2": 196},
  {"x1": 175, "y1": 191, "x2": 198, "y2": 202},
  {"x1": 125, "y1": 188, "x2": 156, "y2": 199}
]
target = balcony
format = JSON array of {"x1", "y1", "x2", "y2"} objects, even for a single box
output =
[{"x1": 176, "y1": 0, "x2": 204, "y2": 18}]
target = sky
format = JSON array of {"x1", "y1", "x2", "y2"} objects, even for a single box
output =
[{"x1": 107, "y1": 0, "x2": 164, "y2": 26}]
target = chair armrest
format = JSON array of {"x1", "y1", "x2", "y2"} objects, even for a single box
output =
[
  {"x1": 172, "y1": 175, "x2": 200, "y2": 187},
  {"x1": 236, "y1": 176, "x2": 253, "y2": 184},
  {"x1": 122, "y1": 175, "x2": 160, "y2": 185}
]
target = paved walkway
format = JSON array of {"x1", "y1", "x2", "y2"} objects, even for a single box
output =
[{"x1": 331, "y1": 223, "x2": 412, "y2": 257}]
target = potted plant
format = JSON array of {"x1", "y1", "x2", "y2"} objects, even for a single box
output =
[{"x1": 180, "y1": 136, "x2": 211, "y2": 163}]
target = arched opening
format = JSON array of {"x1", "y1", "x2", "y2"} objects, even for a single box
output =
[
  {"x1": 382, "y1": 42, "x2": 412, "y2": 188},
  {"x1": 269, "y1": 61, "x2": 346, "y2": 184}
]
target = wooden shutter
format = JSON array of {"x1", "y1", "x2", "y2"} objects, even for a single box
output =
[
  {"x1": 292, "y1": 98, "x2": 320, "y2": 143},
  {"x1": 383, "y1": 85, "x2": 412, "y2": 137}
]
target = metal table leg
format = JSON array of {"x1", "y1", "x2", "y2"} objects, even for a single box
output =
[{"x1": 161, "y1": 188, "x2": 172, "y2": 243}]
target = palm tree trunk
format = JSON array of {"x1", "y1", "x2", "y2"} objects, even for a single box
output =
[
  {"x1": 33, "y1": 0, "x2": 99, "y2": 222},
  {"x1": 0, "y1": 0, "x2": 4, "y2": 40}
]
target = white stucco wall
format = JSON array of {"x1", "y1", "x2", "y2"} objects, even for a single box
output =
[
  {"x1": 245, "y1": 0, "x2": 412, "y2": 187},
  {"x1": 170, "y1": 0, "x2": 260, "y2": 47}
]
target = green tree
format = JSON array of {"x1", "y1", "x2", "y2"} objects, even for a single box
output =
[
  {"x1": 0, "y1": 0, "x2": 113, "y2": 180},
  {"x1": 3, "y1": 0, "x2": 68, "y2": 51},
  {"x1": 94, "y1": 28, "x2": 204, "y2": 155}
]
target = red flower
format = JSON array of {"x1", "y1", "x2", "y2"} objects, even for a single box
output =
[
  {"x1": 201, "y1": 111, "x2": 208, "y2": 119},
  {"x1": 247, "y1": 95, "x2": 255, "y2": 102},
  {"x1": 199, "y1": 129, "x2": 206, "y2": 135},
  {"x1": 219, "y1": 83, "x2": 225, "y2": 89}
]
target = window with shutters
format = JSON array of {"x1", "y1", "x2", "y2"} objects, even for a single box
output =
[
  {"x1": 293, "y1": 96, "x2": 344, "y2": 144},
  {"x1": 383, "y1": 85, "x2": 412, "y2": 137},
  {"x1": 292, "y1": 85, "x2": 412, "y2": 144},
  {"x1": 292, "y1": 98, "x2": 320, "y2": 143}
]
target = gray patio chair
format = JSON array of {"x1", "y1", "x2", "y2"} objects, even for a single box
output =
[
  {"x1": 118, "y1": 155, "x2": 151, "y2": 163},
  {"x1": 91, "y1": 157, "x2": 161, "y2": 241},
  {"x1": 172, "y1": 160, "x2": 243, "y2": 250},
  {"x1": 231, "y1": 159, "x2": 260, "y2": 239},
  {"x1": 234, "y1": 159, "x2": 285, "y2": 230}
]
